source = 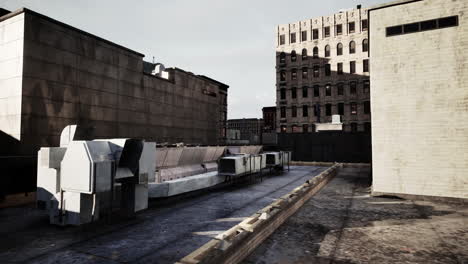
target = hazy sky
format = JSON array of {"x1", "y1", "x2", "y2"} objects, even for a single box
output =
[{"x1": 1, "y1": 0, "x2": 388, "y2": 119}]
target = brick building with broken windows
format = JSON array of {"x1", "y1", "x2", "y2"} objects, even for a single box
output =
[{"x1": 275, "y1": 6, "x2": 371, "y2": 133}]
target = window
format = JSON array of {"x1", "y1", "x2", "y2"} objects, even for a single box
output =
[
  {"x1": 350, "y1": 102, "x2": 357, "y2": 115},
  {"x1": 336, "y1": 24, "x2": 343, "y2": 35},
  {"x1": 279, "y1": 52, "x2": 286, "y2": 64},
  {"x1": 421, "y1": 19, "x2": 437, "y2": 31},
  {"x1": 280, "y1": 107, "x2": 286, "y2": 118},
  {"x1": 313, "y1": 65, "x2": 320, "y2": 77},
  {"x1": 386, "y1": 25, "x2": 403, "y2": 36},
  {"x1": 350, "y1": 82, "x2": 357, "y2": 94},
  {"x1": 313, "y1": 29, "x2": 319, "y2": 39},
  {"x1": 386, "y1": 16, "x2": 458, "y2": 37},
  {"x1": 351, "y1": 123, "x2": 358, "y2": 132},
  {"x1": 438, "y1": 16, "x2": 458, "y2": 28},
  {"x1": 280, "y1": 70, "x2": 286, "y2": 81},
  {"x1": 364, "y1": 101, "x2": 370, "y2": 114},
  {"x1": 314, "y1": 85, "x2": 320, "y2": 97},
  {"x1": 363, "y1": 80, "x2": 370, "y2": 93},
  {"x1": 291, "y1": 50, "x2": 297, "y2": 62},
  {"x1": 337, "y1": 83, "x2": 344, "y2": 95},
  {"x1": 301, "y1": 30, "x2": 307, "y2": 41},
  {"x1": 291, "y1": 87, "x2": 297, "y2": 98},
  {"x1": 302, "y1": 48, "x2": 308, "y2": 60},
  {"x1": 280, "y1": 88, "x2": 286, "y2": 100},
  {"x1": 350, "y1": 61, "x2": 356, "y2": 74},
  {"x1": 279, "y1": 34, "x2": 285, "y2": 45},
  {"x1": 324, "y1": 26, "x2": 330, "y2": 37},
  {"x1": 349, "y1": 22, "x2": 355, "y2": 33},
  {"x1": 303, "y1": 105, "x2": 308, "y2": 117},
  {"x1": 313, "y1": 104, "x2": 320, "y2": 116},
  {"x1": 302, "y1": 86, "x2": 308, "y2": 98},
  {"x1": 404, "y1": 22, "x2": 419, "y2": 34},
  {"x1": 325, "y1": 84, "x2": 331, "y2": 96},
  {"x1": 291, "y1": 69, "x2": 297, "y2": 80},
  {"x1": 313, "y1": 47, "x2": 319, "y2": 58},
  {"x1": 303, "y1": 124, "x2": 309, "y2": 133},
  {"x1": 292, "y1": 106, "x2": 297, "y2": 117},
  {"x1": 338, "y1": 103, "x2": 344, "y2": 115},
  {"x1": 302, "y1": 68, "x2": 308, "y2": 79},
  {"x1": 337, "y1": 63, "x2": 343, "y2": 75},
  {"x1": 325, "y1": 45, "x2": 331, "y2": 57},
  {"x1": 280, "y1": 125, "x2": 287, "y2": 132},
  {"x1": 364, "y1": 122, "x2": 371, "y2": 132},
  {"x1": 325, "y1": 64, "x2": 331, "y2": 76},
  {"x1": 349, "y1": 41, "x2": 356, "y2": 54},
  {"x1": 326, "y1": 104, "x2": 332, "y2": 116},
  {"x1": 362, "y1": 39, "x2": 368, "y2": 52},
  {"x1": 362, "y1": 19, "x2": 368, "y2": 31},
  {"x1": 290, "y1": 32, "x2": 296, "y2": 43},
  {"x1": 363, "y1": 59, "x2": 369, "y2": 72},
  {"x1": 292, "y1": 125, "x2": 300, "y2": 133},
  {"x1": 337, "y1": 43, "x2": 343, "y2": 56}
]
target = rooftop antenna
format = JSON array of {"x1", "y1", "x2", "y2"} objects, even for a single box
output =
[{"x1": 152, "y1": 56, "x2": 155, "y2": 63}]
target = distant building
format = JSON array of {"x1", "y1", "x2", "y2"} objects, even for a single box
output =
[
  {"x1": 262, "y1": 106, "x2": 277, "y2": 132},
  {"x1": 275, "y1": 6, "x2": 371, "y2": 133},
  {"x1": 227, "y1": 118, "x2": 263, "y2": 145},
  {"x1": 369, "y1": 0, "x2": 467, "y2": 199},
  {"x1": 0, "y1": 8, "x2": 228, "y2": 194}
]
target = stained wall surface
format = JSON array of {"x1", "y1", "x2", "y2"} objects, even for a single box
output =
[{"x1": 370, "y1": 0, "x2": 468, "y2": 199}]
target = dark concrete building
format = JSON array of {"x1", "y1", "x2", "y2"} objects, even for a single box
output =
[
  {"x1": 227, "y1": 118, "x2": 263, "y2": 145},
  {"x1": 262, "y1": 106, "x2": 276, "y2": 133},
  {"x1": 0, "y1": 8, "x2": 228, "y2": 194}
]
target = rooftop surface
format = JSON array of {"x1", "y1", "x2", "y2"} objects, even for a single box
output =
[
  {"x1": 245, "y1": 167, "x2": 468, "y2": 264},
  {"x1": 0, "y1": 166, "x2": 327, "y2": 264}
]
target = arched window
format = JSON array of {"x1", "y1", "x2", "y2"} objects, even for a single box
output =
[
  {"x1": 362, "y1": 39, "x2": 369, "y2": 52},
  {"x1": 302, "y1": 67, "x2": 308, "y2": 79},
  {"x1": 313, "y1": 47, "x2": 319, "y2": 58},
  {"x1": 280, "y1": 52, "x2": 286, "y2": 63},
  {"x1": 302, "y1": 48, "x2": 308, "y2": 60},
  {"x1": 291, "y1": 69, "x2": 297, "y2": 80},
  {"x1": 280, "y1": 70, "x2": 286, "y2": 81},
  {"x1": 349, "y1": 41, "x2": 356, "y2": 54},
  {"x1": 325, "y1": 45, "x2": 331, "y2": 57},
  {"x1": 337, "y1": 43, "x2": 343, "y2": 56},
  {"x1": 291, "y1": 50, "x2": 297, "y2": 62}
]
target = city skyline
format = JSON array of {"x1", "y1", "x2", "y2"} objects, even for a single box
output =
[{"x1": 0, "y1": 0, "x2": 389, "y2": 119}]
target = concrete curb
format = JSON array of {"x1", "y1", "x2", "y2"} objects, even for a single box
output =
[
  {"x1": 177, "y1": 163, "x2": 342, "y2": 264},
  {"x1": 291, "y1": 161, "x2": 370, "y2": 168}
]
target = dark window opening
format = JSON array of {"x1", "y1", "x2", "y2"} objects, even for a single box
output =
[
  {"x1": 337, "y1": 83, "x2": 344, "y2": 95},
  {"x1": 313, "y1": 29, "x2": 319, "y2": 39},
  {"x1": 350, "y1": 102, "x2": 357, "y2": 115},
  {"x1": 338, "y1": 103, "x2": 344, "y2": 115},
  {"x1": 363, "y1": 80, "x2": 370, "y2": 93},
  {"x1": 291, "y1": 69, "x2": 297, "y2": 80},
  {"x1": 351, "y1": 123, "x2": 358, "y2": 132},
  {"x1": 301, "y1": 30, "x2": 307, "y2": 41},
  {"x1": 325, "y1": 84, "x2": 331, "y2": 96},
  {"x1": 314, "y1": 85, "x2": 320, "y2": 97},
  {"x1": 280, "y1": 71, "x2": 286, "y2": 81},
  {"x1": 421, "y1": 19, "x2": 437, "y2": 31},
  {"x1": 291, "y1": 50, "x2": 297, "y2": 62},
  {"x1": 324, "y1": 26, "x2": 330, "y2": 37},
  {"x1": 438, "y1": 16, "x2": 458, "y2": 28},
  {"x1": 279, "y1": 52, "x2": 286, "y2": 64},
  {"x1": 291, "y1": 87, "x2": 297, "y2": 99},
  {"x1": 349, "y1": 41, "x2": 356, "y2": 54},
  {"x1": 362, "y1": 19, "x2": 368, "y2": 31},
  {"x1": 302, "y1": 68, "x2": 308, "y2": 79},
  {"x1": 350, "y1": 61, "x2": 356, "y2": 74},
  {"x1": 290, "y1": 32, "x2": 296, "y2": 43},
  {"x1": 349, "y1": 22, "x2": 355, "y2": 33},
  {"x1": 363, "y1": 59, "x2": 369, "y2": 73},
  {"x1": 302, "y1": 48, "x2": 308, "y2": 60},
  {"x1": 303, "y1": 124, "x2": 309, "y2": 133},
  {"x1": 362, "y1": 39, "x2": 369, "y2": 52},
  {"x1": 364, "y1": 101, "x2": 370, "y2": 114},
  {"x1": 336, "y1": 24, "x2": 343, "y2": 35},
  {"x1": 280, "y1": 88, "x2": 286, "y2": 100},
  {"x1": 325, "y1": 45, "x2": 331, "y2": 57},
  {"x1": 313, "y1": 65, "x2": 320, "y2": 77},
  {"x1": 364, "y1": 122, "x2": 371, "y2": 132},
  {"x1": 350, "y1": 82, "x2": 357, "y2": 94},
  {"x1": 302, "y1": 86, "x2": 308, "y2": 98},
  {"x1": 280, "y1": 107, "x2": 286, "y2": 118},
  {"x1": 337, "y1": 63, "x2": 343, "y2": 75},
  {"x1": 404, "y1": 22, "x2": 419, "y2": 34},
  {"x1": 326, "y1": 104, "x2": 332, "y2": 116},
  {"x1": 303, "y1": 105, "x2": 308, "y2": 117},
  {"x1": 325, "y1": 64, "x2": 331, "y2": 76},
  {"x1": 337, "y1": 43, "x2": 343, "y2": 56},
  {"x1": 279, "y1": 34, "x2": 285, "y2": 45},
  {"x1": 313, "y1": 47, "x2": 319, "y2": 58},
  {"x1": 386, "y1": 25, "x2": 403, "y2": 36},
  {"x1": 292, "y1": 106, "x2": 297, "y2": 117}
]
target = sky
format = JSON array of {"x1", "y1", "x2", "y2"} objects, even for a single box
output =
[{"x1": 0, "y1": 0, "x2": 388, "y2": 119}]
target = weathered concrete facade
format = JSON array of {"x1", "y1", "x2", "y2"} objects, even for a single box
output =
[
  {"x1": 0, "y1": 8, "x2": 228, "y2": 157},
  {"x1": 370, "y1": 0, "x2": 468, "y2": 199},
  {"x1": 275, "y1": 7, "x2": 371, "y2": 133},
  {"x1": 0, "y1": 8, "x2": 228, "y2": 195}
]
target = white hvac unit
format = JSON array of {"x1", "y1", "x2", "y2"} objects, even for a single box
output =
[
  {"x1": 218, "y1": 154, "x2": 267, "y2": 177},
  {"x1": 37, "y1": 137, "x2": 156, "y2": 226}
]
